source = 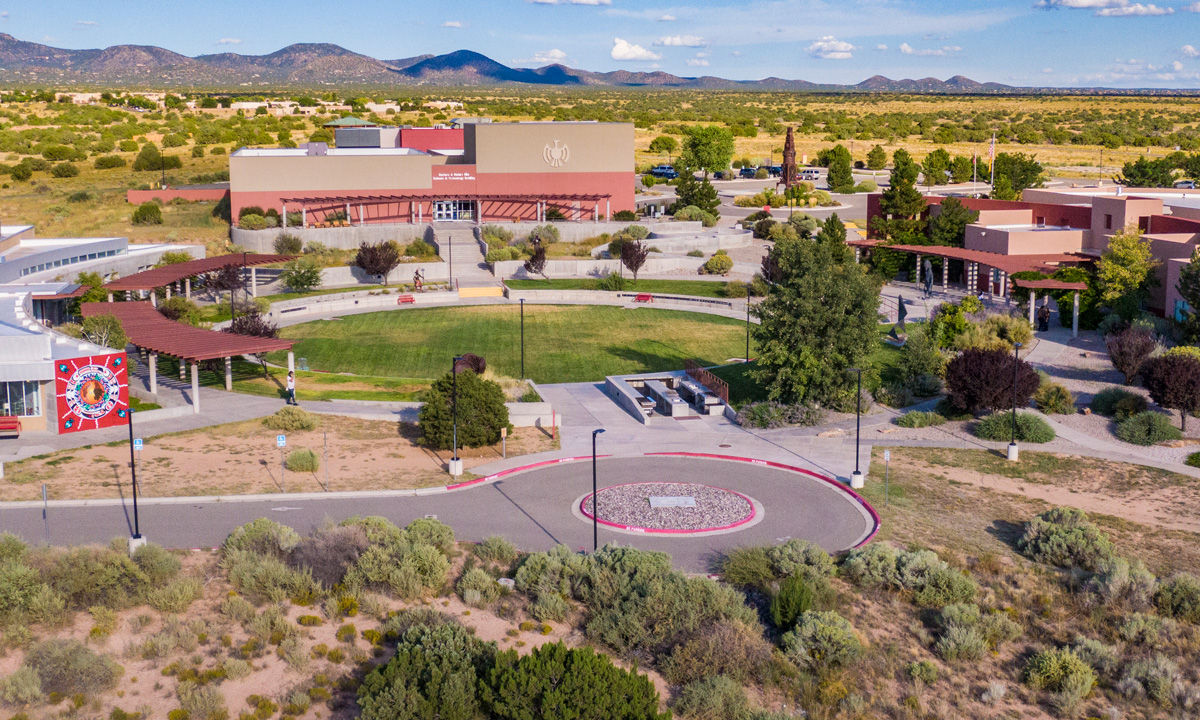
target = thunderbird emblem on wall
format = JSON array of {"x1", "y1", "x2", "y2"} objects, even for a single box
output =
[{"x1": 543, "y1": 140, "x2": 569, "y2": 167}]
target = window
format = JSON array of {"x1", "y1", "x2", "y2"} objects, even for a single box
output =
[
  {"x1": 1104, "y1": 214, "x2": 1113, "y2": 230},
  {"x1": 1035, "y1": 216, "x2": 1045, "y2": 226},
  {"x1": 1, "y1": 381, "x2": 42, "y2": 417},
  {"x1": 1176, "y1": 299, "x2": 1192, "y2": 323}
]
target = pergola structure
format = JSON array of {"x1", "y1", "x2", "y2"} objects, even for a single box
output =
[
  {"x1": 1011, "y1": 277, "x2": 1089, "y2": 338},
  {"x1": 81, "y1": 301, "x2": 295, "y2": 414},
  {"x1": 102, "y1": 254, "x2": 296, "y2": 304},
  {"x1": 278, "y1": 192, "x2": 616, "y2": 226}
]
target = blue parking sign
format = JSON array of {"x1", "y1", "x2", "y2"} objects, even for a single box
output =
[
  {"x1": 133, "y1": 438, "x2": 143, "y2": 451},
  {"x1": 277, "y1": 435, "x2": 286, "y2": 448}
]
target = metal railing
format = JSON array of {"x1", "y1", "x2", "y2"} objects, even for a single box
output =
[{"x1": 683, "y1": 359, "x2": 730, "y2": 404}]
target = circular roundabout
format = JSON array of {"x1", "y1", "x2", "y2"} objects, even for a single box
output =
[{"x1": 579, "y1": 482, "x2": 759, "y2": 534}]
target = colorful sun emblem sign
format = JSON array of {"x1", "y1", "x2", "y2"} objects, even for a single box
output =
[{"x1": 55, "y1": 353, "x2": 129, "y2": 433}]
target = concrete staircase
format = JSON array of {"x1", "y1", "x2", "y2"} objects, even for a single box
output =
[{"x1": 443, "y1": 233, "x2": 496, "y2": 288}]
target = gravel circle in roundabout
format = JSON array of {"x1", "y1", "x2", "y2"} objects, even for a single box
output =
[{"x1": 580, "y1": 481, "x2": 758, "y2": 534}]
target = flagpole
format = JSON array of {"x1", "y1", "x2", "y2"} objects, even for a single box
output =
[{"x1": 988, "y1": 133, "x2": 996, "y2": 193}]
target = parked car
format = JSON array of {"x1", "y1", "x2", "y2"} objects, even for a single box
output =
[
  {"x1": 799, "y1": 168, "x2": 821, "y2": 181},
  {"x1": 767, "y1": 165, "x2": 783, "y2": 177},
  {"x1": 1176, "y1": 180, "x2": 1197, "y2": 189},
  {"x1": 739, "y1": 166, "x2": 758, "y2": 178},
  {"x1": 649, "y1": 165, "x2": 678, "y2": 179}
]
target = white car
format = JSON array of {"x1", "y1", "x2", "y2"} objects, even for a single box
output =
[{"x1": 799, "y1": 169, "x2": 821, "y2": 181}]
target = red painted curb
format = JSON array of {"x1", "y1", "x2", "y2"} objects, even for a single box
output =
[
  {"x1": 644, "y1": 452, "x2": 881, "y2": 547},
  {"x1": 445, "y1": 455, "x2": 613, "y2": 491},
  {"x1": 579, "y1": 481, "x2": 757, "y2": 535}
]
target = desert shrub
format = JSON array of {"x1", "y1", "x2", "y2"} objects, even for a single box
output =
[
  {"x1": 735, "y1": 402, "x2": 825, "y2": 429},
  {"x1": 1118, "y1": 654, "x2": 1180, "y2": 706},
  {"x1": 842, "y1": 544, "x2": 976, "y2": 607},
  {"x1": 530, "y1": 593, "x2": 569, "y2": 622},
  {"x1": 50, "y1": 162, "x2": 79, "y2": 178},
  {"x1": 974, "y1": 412, "x2": 1055, "y2": 443},
  {"x1": 1107, "y1": 327, "x2": 1157, "y2": 384},
  {"x1": 660, "y1": 620, "x2": 772, "y2": 687},
  {"x1": 1024, "y1": 647, "x2": 1096, "y2": 695},
  {"x1": 284, "y1": 448, "x2": 319, "y2": 473},
  {"x1": 45, "y1": 547, "x2": 151, "y2": 610},
  {"x1": 1071, "y1": 636, "x2": 1120, "y2": 679},
  {"x1": 1091, "y1": 387, "x2": 1148, "y2": 418},
  {"x1": 405, "y1": 518, "x2": 455, "y2": 555},
  {"x1": 221, "y1": 658, "x2": 251, "y2": 681},
  {"x1": 908, "y1": 659, "x2": 938, "y2": 686},
  {"x1": 457, "y1": 568, "x2": 500, "y2": 607},
  {"x1": 936, "y1": 603, "x2": 1021, "y2": 655},
  {"x1": 781, "y1": 611, "x2": 862, "y2": 673},
  {"x1": 223, "y1": 518, "x2": 301, "y2": 559},
  {"x1": 1018, "y1": 507, "x2": 1114, "y2": 571},
  {"x1": 1155, "y1": 573, "x2": 1200, "y2": 623},
  {"x1": 262, "y1": 407, "x2": 319, "y2": 432},
  {"x1": 700, "y1": 250, "x2": 734, "y2": 275},
  {"x1": 147, "y1": 578, "x2": 202, "y2": 613},
  {"x1": 1118, "y1": 612, "x2": 1174, "y2": 645},
  {"x1": 767, "y1": 539, "x2": 835, "y2": 580},
  {"x1": 26, "y1": 639, "x2": 123, "y2": 695},
  {"x1": 0, "y1": 559, "x2": 50, "y2": 623},
  {"x1": 1034, "y1": 382, "x2": 1075, "y2": 414},
  {"x1": 338, "y1": 518, "x2": 451, "y2": 599},
  {"x1": 131, "y1": 202, "x2": 162, "y2": 225},
  {"x1": 474, "y1": 536, "x2": 518, "y2": 566},
  {"x1": 675, "y1": 205, "x2": 718, "y2": 227},
  {"x1": 273, "y1": 234, "x2": 302, "y2": 254},
  {"x1": 177, "y1": 681, "x2": 225, "y2": 720},
  {"x1": 1117, "y1": 411, "x2": 1182, "y2": 445},
  {"x1": 526, "y1": 223, "x2": 560, "y2": 244},
  {"x1": 0, "y1": 533, "x2": 26, "y2": 562},
  {"x1": 94, "y1": 155, "x2": 126, "y2": 169},
  {"x1": 873, "y1": 382, "x2": 915, "y2": 409},
  {"x1": 0, "y1": 666, "x2": 42, "y2": 706},
  {"x1": 513, "y1": 544, "x2": 590, "y2": 598},
  {"x1": 944, "y1": 348, "x2": 1039, "y2": 414},
  {"x1": 613, "y1": 209, "x2": 638, "y2": 221},
  {"x1": 936, "y1": 623, "x2": 987, "y2": 662},
  {"x1": 672, "y1": 676, "x2": 749, "y2": 720},
  {"x1": 897, "y1": 411, "x2": 947, "y2": 428},
  {"x1": 222, "y1": 550, "x2": 318, "y2": 605},
  {"x1": 485, "y1": 247, "x2": 515, "y2": 263},
  {"x1": 721, "y1": 546, "x2": 775, "y2": 588},
  {"x1": 596, "y1": 273, "x2": 629, "y2": 291},
  {"x1": 218, "y1": 595, "x2": 256, "y2": 625},
  {"x1": 913, "y1": 567, "x2": 980, "y2": 608},
  {"x1": 481, "y1": 224, "x2": 513, "y2": 245},
  {"x1": 1084, "y1": 556, "x2": 1156, "y2": 611},
  {"x1": 841, "y1": 543, "x2": 900, "y2": 587},
  {"x1": 771, "y1": 575, "x2": 824, "y2": 631},
  {"x1": 288, "y1": 523, "x2": 369, "y2": 589}
]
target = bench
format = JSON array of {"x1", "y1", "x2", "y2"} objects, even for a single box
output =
[
  {"x1": 397, "y1": 295, "x2": 416, "y2": 305},
  {"x1": 634, "y1": 293, "x2": 653, "y2": 303},
  {"x1": 0, "y1": 416, "x2": 20, "y2": 438}
]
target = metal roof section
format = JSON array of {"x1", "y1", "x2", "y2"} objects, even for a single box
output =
[
  {"x1": 80, "y1": 301, "x2": 294, "y2": 362},
  {"x1": 102, "y1": 253, "x2": 297, "y2": 291}
]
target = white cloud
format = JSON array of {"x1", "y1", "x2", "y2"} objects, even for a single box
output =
[
  {"x1": 1035, "y1": 0, "x2": 1124, "y2": 7},
  {"x1": 1095, "y1": 3, "x2": 1172, "y2": 14},
  {"x1": 1083, "y1": 57, "x2": 1200, "y2": 82},
  {"x1": 611, "y1": 38, "x2": 662, "y2": 61},
  {"x1": 876, "y1": 44, "x2": 888, "y2": 50},
  {"x1": 1173, "y1": 60, "x2": 1185, "y2": 71},
  {"x1": 687, "y1": 58, "x2": 710, "y2": 66},
  {"x1": 1187, "y1": 1, "x2": 1200, "y2": 11},
  {"x1": 899, "y1": 43, "x2": 961, "y2": 56},
  {"x1": 805, "y1": 36, "x2": 856, "y2": 59},
  {"x1": 216, "y1": 38, "x2": 242, "y2": 45},
  {"x1": 442, "y1": 20, "x2": 463, "y2": 27},
  {"x1": 658, "y1": 14, "x2": 676, "y2": 21},
  {"x1": 1183, "y1": 44, "x2": 1200, "y2": 58},
  {"x1": 42, "y1": 35, "x2": 54, "y2": 42},
  {"x1": 529, "y1": 0, "x2": 612, "y2": 4},
  {"x1": 1042, "y1": 67, "x2": 1054, "y2": 72},
  {"x1": 0, "y1": 11, "x2": 9, "y2": 19},
  {"x1": 515, "y1": 48, "x2": 568, "y2": 64},
  {"x1": 75, "y1": 20, "x2": 97, "y2": 26},
  {"x1": 655, "y1": 35, "x2": 707, "y2": 47}
]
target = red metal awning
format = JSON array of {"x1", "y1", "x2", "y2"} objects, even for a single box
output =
[
  {"x1": 81, "y1": 301, "x2": 294, "y2": 362},
  {"x1": 856, "y1": 243, "x2": 1091, "y2": 275},
  {"x1": 1010, "y1": 278, "x2": 1088, "y2": 291},
  {"x1": 103, "y1": 254, "x2": 296, "y2": 292}
]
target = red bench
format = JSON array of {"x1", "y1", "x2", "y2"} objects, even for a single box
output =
[
  {"x1": 0, "y1": 416, "x2": 19, "y2": 437},
  {"x1": 397, "y1": 295, "x2": 416, "y2": 305},
  {"x1": 634, "y1": 293, "x2": 653, "y2": 303}
]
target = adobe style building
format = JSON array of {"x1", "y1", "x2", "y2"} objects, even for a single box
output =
[
  {"x1": 863, "y1": 187, "x2": 1200, "y2": 316},
  {"x1": 228, "y1": 121, "x2": 635, "y2": 227}
]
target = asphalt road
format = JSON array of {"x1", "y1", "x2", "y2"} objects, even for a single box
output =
[{"x1": 0, "y1": 457, "x2": 873, "y2": 573}]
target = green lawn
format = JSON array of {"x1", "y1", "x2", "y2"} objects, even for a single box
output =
[
  {"x1": 708, "y1": 324, "x2": 903, "y2": 406},
  {"x1": 504, "y1": 278, "x2": 735, "y2": 299},
  {"x1": 157, "y1": 356, "x2": 429, "y2": 402},
  {"x1": 267, "y1": 305, "x2": 748, "y2": 384}
]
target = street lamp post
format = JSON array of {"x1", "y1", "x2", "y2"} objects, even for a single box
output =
[
  {"x1": 449, "y1": 355, "x2": 464, "y2": 476},
  {"x1": 745, "y1": 297, "x2": 751, "y2": 362},
  {"x1": 520, "y1": 298, "x2": 525, "y2": 379},
  {"x1": 847, "y1": 367, "x2": 864, "y2": 489},
  {"x1": 591, "y1": 428, "x2": 606, "y2": 552},
  {"x1": 1008, "y1": 343, "x2": 1023, "y2": 462},
  {"x1": 127, "y1": 410, "x2": 145, "y2": 555}
]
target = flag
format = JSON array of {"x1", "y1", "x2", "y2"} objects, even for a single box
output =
[{"x1": 989, "y1": 135, "x2": 995, "y2": 160}]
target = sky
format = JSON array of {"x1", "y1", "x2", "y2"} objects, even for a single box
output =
[{"x1": 2, "y1": 0, "x2": 1199, "y2": 88}]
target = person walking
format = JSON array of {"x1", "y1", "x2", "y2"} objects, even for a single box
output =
[
  {"x1": 1037, "y1": 302, "x2": 1051, "y2": 332},
  {"x1": 286, "y1": 371, "x2": 297, "y2": 406}
]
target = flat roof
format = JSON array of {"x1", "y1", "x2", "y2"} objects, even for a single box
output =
[
  {"x1": 232, "y1": 147, "x2": 428, "y2": 157},
  {"x1": 0, "y1": 236, "x2": 123, "y2": 261},
  {"x1": 82, "y1": 301, "x2": 294, "y2": 362},
  {"x1": 103, "y1": 253, "x2": 296, "y2": 291}
]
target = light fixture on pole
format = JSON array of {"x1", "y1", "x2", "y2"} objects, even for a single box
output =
[
  {"x1": 745, "y1": 296, "x2": 751, "y2": 362},
  {"x1": 449, "y1": 355, "x2": 464, "y2": 476},
  {"x1": 520, "y1": 298, "x2": 525, "y2": 379},
  {"x1": 1008, "y1": 342, "x2": 1022, "y2": 462},
  {"x1": 847, "y1": 367, "x2": 864, "y2": 489},
  {"x1": 591, "y1": 428, "x2": 605, "y2": 552},
  {"x1": 127, "y1": 410, "x2": 146, "y2": 555}
]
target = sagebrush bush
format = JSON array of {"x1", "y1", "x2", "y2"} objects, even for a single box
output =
[
  {"x1": 1155, "y1": 573, "x2": 1200, "y2": 623},
  {"x1": 223, "y1": 518, "x2": 301, "y2": 559},
  {"x1": 177, "y1": 680, "x2": 225, "y2": 720},
  {"x1": 1091, "y1": 387, "x2": 1148, "y2": 419},
  {"x1": 1018, "y1": 507, "x2": 1114, "y2": 571},
  {"x1": 457, "y1": 568, "x2": 500, "y2": 607},
  {"x1": 218, "y1": 594, "x2": 256, "y2": 625},
  {"x1": 1119, "y1": 654, "x2": 1180, "y2": 707},
  {"x1": 222, "y1": 549, "x2": 319, "y2": 605},
  {"x1": 721, "y1": 546, "x2": 775, "y2": 588},
  {"x1": 26, "y1": 638, "x2": 123, "y2": 695},
  {"x1": 1024, "y1": 647, "x2": 1096, "y2": 695},
  {"x1": 530, "y1": 592, "x2": 570, "y2": 622},
  {"x1": 908, "y1": 659, "x2": 939, "y2": 686},
  {"x1": 936, "y1": 624, "x2": 987, "y2": 662},
  {"x1": 842, "y1": 544, "x2": 976, "y2": 607},
  {"x1": 672, "y1": 675, "x2": 749, "y2": 720},
  {"x1": 131, "y1": 543, "x2": 181, "y2": 585},
  {"x1": 1084, "y1": 556, "x2": 1156, "y2": 611},
  {"x1": 1118, "y1": 612, "x2": 1174, "y2": 645},
  {"x1": 1072, "y1": 636, "x2": 1120, "y2": 679},
  {"x1": 262, "y1": 406, "x2": 319, "y2": 432},
  {"x1": 147, "y1": 578, "x2": 202, "y2": 613},
  {"x1": 285, "y1": 448, "x2": 319, "y2": 473},
  {"x1": 474, "y1": 536, "x2": 518, "y2": 565},
  {"x1": 781, "y1": 611, "x2": 862, "y2": 674},
  {"x1": 974, "y1": 412, "x2": 1055, "y2": 443},
  {"x1": 46, "y1": 547, "x2": 151, "y2": 610},
  {"x1": 1117, "y1": 411, "x2": 1182, "y2": 446},
  {"x1": 1034, "y1": 382, "x2": 1075, "y2": 414},
  {"x1": 660, "y1": 620, "x2": 772, "y2": 687},
  {"x1": 897, "y1": 410, "x2": 947, "y2": 428},
  {"x1": 0, "y1": 666, "x2": 43, "y2": 705},
  {"x1": 767, "y1": 539, "x2": 835, "y2": 579},
  {"x1": 405, "y1": 518, "x2": 456, "y2": 554},
  {"x1": 221, "y1": 658, "x2": 251, "y2": 681}
]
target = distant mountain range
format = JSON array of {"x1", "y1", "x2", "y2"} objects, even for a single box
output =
[{"x1": 0, "y1": 34, "x2": 1190, "y2": 94}]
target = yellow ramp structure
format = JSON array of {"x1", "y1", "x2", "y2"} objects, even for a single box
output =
[{"x1": 458, "y1": 286, "x2": 505, "y2": 298}]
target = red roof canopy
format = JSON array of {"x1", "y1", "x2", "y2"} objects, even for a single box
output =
[
  {"x1": 103, "y1": 254, "x2": 296, "y2": 291},
  {"x1": 851, "y1": 242, "x2": 1092, "y2": 275},
  {"x1": 1010, "y1": 278, "x2": 1088, "y2": 291},
  {"x1": 81, "y1": 301, "x2": 294, "y2": 362}
]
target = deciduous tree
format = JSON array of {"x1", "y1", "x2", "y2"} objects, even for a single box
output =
[
  {"x1": 1176, "y1": 247, "x2": 1200, "y2": 341},
  {"x1": 523, "y1": 242, "x2": 548, "y2": 283},
  {"x1": 1116, "y1": 156, "x2": 1176, "y2": 188},
  {"x1": 620, "y1": 239, "x2": 649, "y2": 283},
  {"x1": 354, "y1": 241, "x2": 402, "y2": 286},
  {"x1": 1097, "y1": 225, "x2": 1159, "y2": 319},
  {"x1": 929, "y1": 197, "x2": 979, "y2": 248},
  {"x1": 1143, "y1": 353, "x2": 1200, "y2": 430},
  {"x1": 681, "y1": 126, "x2": 735, "y2": 179},
  {"x1": 944, "y1": 348, "x2": 1039, "y2": 414}
]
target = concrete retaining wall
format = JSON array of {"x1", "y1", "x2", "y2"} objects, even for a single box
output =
[
  {"x1": 128, "y1": 188, "x2": 228, "y2": 205},
  {"x1": 265, "y1": 289, "x2": 462, "y2": 323},
  {"x1": 232, "y1": 225, "x2": 447, "y2": 253},
  {"x1": 493, "y1": 255, "x2": 710, "y2": 279}
]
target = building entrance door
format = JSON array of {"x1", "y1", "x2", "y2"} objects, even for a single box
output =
[{"x1": 433, "y1": 200, "x2": 473, "y2": 221}]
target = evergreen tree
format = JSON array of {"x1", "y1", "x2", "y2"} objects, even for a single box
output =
[
  {"x1": 869, "y1": 148, "x2": 926, "y2": 278},
  {"x1": 921, "y1": 148, "x2": 951, "y2": 186},
  {"x1": 929, "y1": 197, "x2": 979, "y2": 247},
  {"x1": 752, "y1": 234, "x2": 881, "y2": 406},
  {"x1": 827, "y1": 152, "x2": 854, "y2": 193},
  {"x1": 1175, "y1": 247, "x2": 1200, "y2": 341},
  {"x1": 992, "y1": 174, "x2": 1017, "y2": 201},
  {"x1": 816, "y1": 213, "x2": 847, "y2": 246},
  {"x1": 1116, "y1": 156, "x2": 1176, "y2": 188},
  {"x1": 949, "y1": 155, "x2": 975, "y2": 184},
  {"x1": 676, "y1": 173, "x2": 720, "y2": 216},
  {"x1": 417, "y1": 370, "x2": 511, "y2": 450},
  {"x1": 866, "y1": 144, "x2": 887, "y2": 171},
  {"x1": 358, "y1": 624, "x2": 494, "y2": 720}
]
